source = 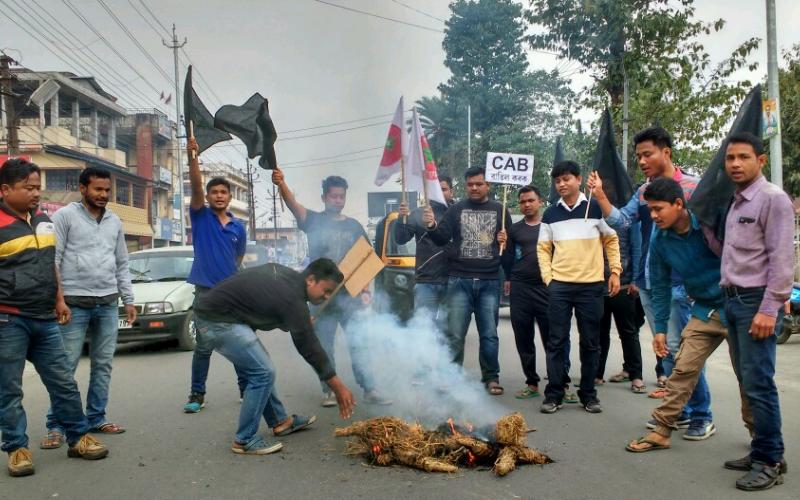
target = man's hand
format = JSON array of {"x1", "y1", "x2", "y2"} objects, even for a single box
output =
[
  {"x1": 422, "y1": 205, "x2": 436, "y2": 229},
  {"x1": 124, "y1": 304, "x2": 137, "y2": 324},
  {"x1": 503, "y1": 281, "x2": 511, "y2": 297},
  {"x1": 628, "y1": 283, "x2": 640, "y2": 296},
  {"x1": 497, "y1": 229, "x2": 507, "y2": 245},
  {"x1": 186, "y1": 137, "x2": 198, "y2": 159},
  {"x1": 608, "y1": 272, "x2": 621, "y2": 297},
  {"x1": 271, "y1": 167, "x2": 285, "y2": 187},
  {"x1": 587, "y1": 171, "x2": 607, "y2": 201},
  {"x1": 326, "y1": 376, "x2": 356, "y2": 419},
  {"x1": 398, "y1": 201, "x2": 410, "y2": 218},
  {"x1": 749, "y1": 312, "x2": 777, "y2": 340},
  {"x1": 56, "y1": 300, "x2": 71, "y2": 325},
  {"x1": 652, "y1": 333, "x2": 668, "y2": 358}
]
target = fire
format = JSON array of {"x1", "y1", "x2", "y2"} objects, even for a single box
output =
[
  {"x1": 372, "y1": 444, "x2": 381, "y2": 455},
  {"x1": 447, "y1": 418, "x2": 458, "y2": 436},
  {"x1": 466, "y1": 451, "x2": 477, "y2": 466}
]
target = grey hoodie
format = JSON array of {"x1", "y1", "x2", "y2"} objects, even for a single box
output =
[{"x1": 52, "y1": 202, "x2": 134, "y2": 305}]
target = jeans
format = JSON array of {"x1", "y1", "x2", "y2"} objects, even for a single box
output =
[
  {"x1": 725, "y1": 288, "x2": 784, "y2": 464},
  {"x1": 191, "y1": 287, "x2": 246, "y2": 395},
  {"x1": 509, "y1": 281, "x2": 549, "y2": 386},
  {"x1": 0, "y1": 314, "x2": 90, "y2": 452},
  {"x1": 311, "y1": 295, "x2": 373, "y2": 394},
  {"x1": 639, "y1": 286, "x2": 712, "y2": 423},
  {"x1": 194, "y1": 315, "x2": 288, "y2": 444},
  {"x1": 45, "y1": 303, "x2": 118, "y2": 432},
  {"x1": 414, "y1": 282, "x2": 448, "y2": 329},
  {"x1": 544, "y1": 281, "x2": 604, "y2": 404},
  {"x1": 445, "y1": 277, "x2": 501, "y2": 383},
  {"x1": 597, "y1": 291, "x2": 643, "y2": 381}
]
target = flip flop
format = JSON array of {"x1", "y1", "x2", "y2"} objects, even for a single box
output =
[
  {"x1": 274, "y1": 414, "x2": 317, "y2": 436},
  {"x1": 609, "y1": 372, "x2": 631, "y2": 383},
  {"x1": 648, "y1": 388, "x2": 667, "y2": 399},
  {"x1": 40, "y1": 429, "x2": 65, "y2": 449},
  {"x1": 90, "y1": 422, "x2": 126, "y2": 434},
  {"x1": 657, "y1": 377, "x2": 668, "y2": 388},
  {"x1": 486, "y1": 381, "x2": 504, "y2": 396},
  {"x1": 625, "y1": 436, "x2": 671, "y2": 453},
  {"x1": 631, "y1": 384, "x2": 648, "y2": 394},
  {"x1": 514, "y1": 387, "x2": 540, "y2": 399}
]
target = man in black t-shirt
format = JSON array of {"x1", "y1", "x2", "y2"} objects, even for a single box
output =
[
  {"x1": 194, "y1": 259, "x2": 355, "y2": 455},
  {"x1": 272, "y1": 169, "x2": 391, "y2": 407}
]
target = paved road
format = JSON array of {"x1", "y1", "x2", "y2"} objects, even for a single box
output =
[{"x1": 3, "y1": 311, "x2": 799, "y2": 499}]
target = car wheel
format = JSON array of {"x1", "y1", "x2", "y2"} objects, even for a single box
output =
[{"x1": 177, "y1": 311, "x2": 196, "y2": 351}]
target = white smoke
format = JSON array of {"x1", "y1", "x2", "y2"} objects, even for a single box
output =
[{"x1": 344, "y1": 306, "x2": 508, "y2": 428}]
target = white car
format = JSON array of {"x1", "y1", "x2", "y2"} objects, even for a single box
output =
[{"x1": 118, "y1": 243, "x2": 268, "y2": 350}]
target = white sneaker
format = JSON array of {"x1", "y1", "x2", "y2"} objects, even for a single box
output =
[{"x1": 321, "y1": 392, "x2": 337, "y2": 408}]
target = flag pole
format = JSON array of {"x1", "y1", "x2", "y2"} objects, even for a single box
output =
[
  {"x1": 584, "y1": 188, "x2": 592, "y2": 221},
  {"x1": 400, "y1": 154, "x2": 408, "y2": 223},
  {"x1": 499, "y1": 184, "x2": 508, "y2": 255},
  {"x1": 189, "y1": 120, "x2": 196, "y2": 160}
]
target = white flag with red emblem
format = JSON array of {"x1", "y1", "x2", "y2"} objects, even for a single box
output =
[
  {"x1": 374, "y1": 97, "x2": 405, "y2": 186},
  {"x1": 406, "y1": 109, "x2": 446, "y2": 206}
]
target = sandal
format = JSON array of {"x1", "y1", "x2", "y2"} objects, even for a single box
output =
[
  {"x1": 657, "y1": 376, "x2": 668, "y2": 388},
  {"x1": 486, "y1": 381, "x2": 504, "y2": 396},
  {"x1": 609, "y1": 372, "x2": 631, "y2": 383},
  {"x1": 648, "y1": 388, "x2": 667, "y2": 399},
  {"x1": 90, "y1": 422, "x2": 126, "y2": 434},
  {"x1": 631, "y1": 384, "x2": 648, "y2": 394},
  {"x1": 274, "y1": 414, "x2": 317, "y2": 436},
  {"x1": 625, "y1": 436, "x2": 671, "y2": 453},
  {"x1": 514, "y1": 387, "x2": 540, "y2": 399},
  {"x1": 39, "y1": 429, "x2": 65, "y2": 449}
]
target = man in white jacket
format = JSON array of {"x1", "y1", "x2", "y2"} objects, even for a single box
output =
[{"x1": 40, "y1": 167, "x2": 135, "y2": 449}]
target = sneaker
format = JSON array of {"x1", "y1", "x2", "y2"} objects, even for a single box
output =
[
  {"x1": 183, "y1": 393, "x2": 205, "y2": 413},
  {"x1": 7, "y1": 448, "x2": 34, "y2": 477},
  {"x1": 682, "y1": 420, "x2": 716, "y2": 441},
  {"x1": 583, "y1": 399, "x2": 603, "y2": 414},
  {"x1": 321, "y1": 392, "x2": 337, "y2": 408},
  {"x1": 725, "y1": 455, "x2": 788, "y2": 473},
  {"x1": 646, "y1": 415, "x2": 691, "y2": 430},
  {"x1": 231, "y1": 436, "x2": 283, "y2": 455},
  {"x1": 736, "y1": 461, "x2": 784, "y2": 491},
  {"x1": 563, "y1": 390, "x2": 579, "y2": 404},
  {"x1": 540, "y1": 401, "x2": 563, "y2": 414},
  {"x1": 67, "y1": 434, "x2": 108, "y2": 460},
  {"x1": 363, "y1": 390, "x2": 393, "y2": 406}
]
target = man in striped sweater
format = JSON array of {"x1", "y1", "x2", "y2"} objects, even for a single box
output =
[{"x1": 538, "y1": 161, "x2": 622, "y2": 415}]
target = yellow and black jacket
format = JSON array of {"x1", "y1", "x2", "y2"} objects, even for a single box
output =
[{"x1": 0, "y1": 201, "x2": 57, "y2": 319}]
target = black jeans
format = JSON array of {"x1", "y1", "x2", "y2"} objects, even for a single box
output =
[
  {"x1": 597, "y1": 291, "x2": 643, "y2": 381},
  {"x1": 509, "y1": 281, "x2": 549, "y2": 386},
  {"x1": 544, "y1": 281, "x2": 604, "y2": 404}
]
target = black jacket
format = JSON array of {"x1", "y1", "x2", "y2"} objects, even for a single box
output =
[{"x1": 393, "y1": 200, "x2": 451, "y2": 284}]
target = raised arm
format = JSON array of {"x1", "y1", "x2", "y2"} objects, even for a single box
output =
[
  {"x1": 588, "y1": 172, "x2": 641, "y2": 231},
  {"x1": 187, "y1": 138, "x2": 205, "y2": 211},
  {"x1": 272, "y1": 167, "x2": 307, "y2": 226}
]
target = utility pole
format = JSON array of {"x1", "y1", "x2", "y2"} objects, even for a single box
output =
[
  {"x1": 1, "y1": 55, "x2": 20, "y2": 155},
  {"x1": 163, "y1": 25, "x2": 188, "y2": 244},
  {"x1": 766, "y1": 0, "x2": 783, "y2": 189},
  {"x1": 245, "y1": 159, "x2": 257, "y2": 239}
]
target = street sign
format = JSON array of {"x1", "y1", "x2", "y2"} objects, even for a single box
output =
[{"x1": 485, "y1": 152, "x2": 534, "y2": 186}]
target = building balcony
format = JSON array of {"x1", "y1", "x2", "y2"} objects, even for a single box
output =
[{"x1": 19, "y1": 125, "x2": 127, "y2": 168}]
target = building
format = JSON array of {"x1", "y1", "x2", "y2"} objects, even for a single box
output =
[{"x1": 182, "y1": 161, "x2": 251, "y2": 242}]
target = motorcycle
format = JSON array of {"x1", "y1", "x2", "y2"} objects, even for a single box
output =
[{"x1": 777, "y1": 283, "x2": 800, "y2": 344}]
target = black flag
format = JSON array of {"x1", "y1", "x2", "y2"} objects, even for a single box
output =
[
  {"x1": 548, "y1": 136, "x2": 565, "y2": 204},
  {"x1": 689, "y1": 85, "x2": 763, "y2": 239},
  {"x1": 213, "y1": 93, "x2": 278, "y2": 169},
  {"x1": 183, "y1": 66, "x2": 231, "y2": 154},
  {"x1": 592, "y1": 108, "x2": 633, "y2": 208}
]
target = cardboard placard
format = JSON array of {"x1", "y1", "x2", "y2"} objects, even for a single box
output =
[{"x1": 337, "y1": 236, "x2": 385, "y2": 296}]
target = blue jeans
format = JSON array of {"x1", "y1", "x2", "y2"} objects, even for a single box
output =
[
  {"x1": 311, "y1": 295, "x2": 373, "y2": 394},
  {"x1": 724, "y1": 289, "x2": 784, "y2": 464},
  {"x1": 445, "y1": 277, "x2": 500, "y2": 383},
  {"x1": 194, "y1": 315, "x2": 288, "y2": 444},
  {"x1": 191, "y1": 287, "x2": 246, "y2": 395},
  {"x1": 544, "y1": 281, "x2": 603, "y2": 404},
  {"x1": 45, "y1": 303, "x2": 118, "y2": 432},
  {"x1": 0, "y1": 314, "x2": 90, "y2": 452},
  {"x1": 639, "y1": 286, "x2": 713, "y2": 423},
  {"x1": 414, "y1": 282, "x2": 447, "y2": 328}
]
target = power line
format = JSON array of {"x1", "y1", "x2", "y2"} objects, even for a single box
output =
[
  {"x1": 280, "y1": 146, "x2": 383, "y2": 166},
  {"x1": 312, "y1": 0, "x2": 443, "y2": 33},
  {"x1": 389, "y1": 0, "x2": 445, "y2": 23},
  {"x1": 280, "y1": 112, "x2": 396, "y2": 134},
  {"x1": 279, "y1": 120, "x2": 389, "y2": 141},
  {"x1": 137, "y1": 0, "x2": 171, "y2": 37}
]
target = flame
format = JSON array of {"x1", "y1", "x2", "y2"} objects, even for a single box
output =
[
  {"x1": 372, "y1": 444, "x2": 381, "y2": 455},
  {"x1": 467, "y1": 450, "x2": 476, "y2": 466},
  {"x1": 447, "y1": 418, "x2": 458, "y2": 436}
]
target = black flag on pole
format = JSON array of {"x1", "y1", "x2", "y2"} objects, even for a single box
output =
[
  {"x1": 689, "y1": 85, "x2": 763, "y2": 240},
  {"x1": 592, "y1": 108, "x2": 633, "y2": 208},
  {"x1": 548, "y1": 136, "x2": 565, "y2": 204},
  {"x1": 213, "y1": 93, "x2": 278, "y2": 169},
  {"x1": 183, "y1": 65, "x2": 231, "y2": 154}
]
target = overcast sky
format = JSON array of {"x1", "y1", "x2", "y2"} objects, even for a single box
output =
[{"x1": 4, "y1": 0, "x2": 798, "y2": 225}]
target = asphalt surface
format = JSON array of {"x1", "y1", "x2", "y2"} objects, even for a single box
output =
[{"x1": 3, "y1": 310, "x2": 799, "y2": 500}]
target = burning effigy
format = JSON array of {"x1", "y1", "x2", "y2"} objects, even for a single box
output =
[{"x1": 334, "y1": 412, "x2": 552, "y2": 476}]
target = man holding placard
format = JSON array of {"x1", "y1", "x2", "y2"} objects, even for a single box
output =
[{"x1": 423, "y1": 167, "x2": 512, "y2": 395}]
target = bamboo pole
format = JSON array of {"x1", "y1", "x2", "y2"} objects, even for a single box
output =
[
  {"x1": 499, "y1": 185, "x2": 508, "y2": 255},
  {"x1": 188, "y1": 121, "x2": 196, "y2": 160}
]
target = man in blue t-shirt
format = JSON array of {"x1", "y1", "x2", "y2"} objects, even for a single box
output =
[{"x1": 183, "y1": 137, "x2": 248, "y2": 413}]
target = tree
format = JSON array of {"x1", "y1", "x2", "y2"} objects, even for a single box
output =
[
  {"x1": 766, "y1": 44, "x2": 800, "y2": 198},
  {"x1": 526, "y1": 0, "x2": 760, "y2": 176}
]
